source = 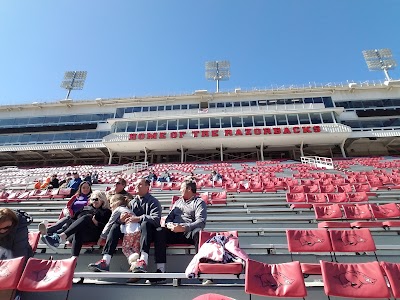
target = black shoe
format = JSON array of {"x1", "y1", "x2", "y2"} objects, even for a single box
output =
[{"x1": 145, "y1": 269, "x2": 167, "y2": 285}]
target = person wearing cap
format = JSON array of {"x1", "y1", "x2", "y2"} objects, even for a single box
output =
[{"x1": 67, "y1": 172, "x2": 83, "y2": 196}]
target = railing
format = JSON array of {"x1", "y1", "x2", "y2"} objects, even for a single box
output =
[
  {"x1": 122, "y1": 162, "x2": 149, "y2": 174},
  {"x1": 301, "y1": 156, "x2": 334, "y2": 170}
]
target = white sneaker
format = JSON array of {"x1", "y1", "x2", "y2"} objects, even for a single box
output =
[{"x1": 38, "y1": 222, "x2": 48, "y2": 235}]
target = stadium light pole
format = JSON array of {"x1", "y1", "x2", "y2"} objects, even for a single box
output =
[
  {"x1": 61, "y1": 71, "x2": 87, "y2": 99},
  {"x1": 362, "y1": 49, "x2": 397, "y2": 81},
  {"x1": 205, "y1": 61, "x2": 230, "y2": 93}
]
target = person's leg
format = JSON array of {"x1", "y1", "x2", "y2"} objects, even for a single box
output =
[
  {"x1": 88, "y1": 223, "x2": 123, "y2": 272},
  {"x1": 70, "y1": 225, "x2": 101, "y2": 257},
  {"x1": 63, "y1": 215, "x2": 92, "y2": 237},
  {"x1": 46, "y1": 216, "x2": 71, "y2": 235}
]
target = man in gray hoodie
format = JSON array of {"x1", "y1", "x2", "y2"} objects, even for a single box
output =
[{"x1": 148, "y1": 179, "x2": 207, "y2": 284}]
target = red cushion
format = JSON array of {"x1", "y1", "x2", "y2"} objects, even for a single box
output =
[
  {"x1": 245, "y1": 259, "x2": 307, "y2": 298},
  {"x1": 17, "y1": 257, "x2": 77, "y2": 292},
  {"x1": 321, "y1": 260, "x2": 390, "y2": 298},
  {"x1": 198, "y1": 262, "x2": 243, "y2": 274},
  {"x1": 192, "y1": 294, "x2": 235, "y2": 300},
  {"x1": 0, "y1": 257, "x2": 25, "y2": 289},
  {"x1": 329, "y1": 228, "x2": 376, "y2": 252}
]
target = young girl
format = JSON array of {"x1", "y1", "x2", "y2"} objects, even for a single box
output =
[{"x1": 99, "y1": 194, "x2": 141, "y2": 269}]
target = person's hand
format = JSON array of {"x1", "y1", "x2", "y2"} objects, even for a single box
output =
[
  {"x1": 97, "y1": 237, "x2": 105, "y2": 246},
  {"x1": 126, "y1": 216, "x2": 141, "y2": 223},
  {"x1": 120, "y1": 212, "x2": 130, "y2": 223},
  {"x1": 169, "y1": 224, "x2": 186, "y2": 233},
  {"x1": 92, "y1": 216, "x2": 99, "y2": 226}
]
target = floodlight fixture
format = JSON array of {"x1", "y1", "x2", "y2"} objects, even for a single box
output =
[
  {"x1": 205, "y1": 60, "x2": 230, "y2": 93},
  {"x1": 362, "y1": 48, "x2": 397, "y2": 81},
  {"x1": 60, "y1": 70, "x2": 87, "y2": 99}
]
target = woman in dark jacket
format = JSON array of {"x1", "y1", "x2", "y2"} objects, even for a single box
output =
[
  {"x1": 0, "y1": 208, "x2": 33, "y2": 259},
  {"x1": 41, "y1": 190, "x2": 111, "y2": 257}
]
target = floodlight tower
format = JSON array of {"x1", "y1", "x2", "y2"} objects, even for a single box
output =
[
  {"x1": 362, "y1": 49, "x2": 397, "y2": 81},
  {"x1": 205, "y1": 61, "x2": 230, "y2": 93},
  {"x1": 61, "y1": 71, "x2": 87, "y2": 99}
]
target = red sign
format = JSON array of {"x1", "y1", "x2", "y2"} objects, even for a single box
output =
[{"x1": 128, "y1": 126, "x2": 321, "y2": 141}]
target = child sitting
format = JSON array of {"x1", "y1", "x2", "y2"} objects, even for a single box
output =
[{"x1": 98, "y1": 194, "x2": 141, "y2": 270}]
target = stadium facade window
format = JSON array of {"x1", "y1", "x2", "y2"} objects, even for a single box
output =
[
  {"x1": 115, "y1": 122, "x2": 128, "y2": 133},
  {"x1": 149, "y1": 106, "x2": 157, "y2": 111},
  {"x1": 189, "y1": 104, "x2": 199, "y2": 109},
  {"x1": 115, "y1": 108, "x2": 124, "y2": 118},
  {"x1": 210, "y1": 118, "x2": 220, "y2": 128},
  {"x1": 310, "y1": 113, "x2": 322, "y2": 124},
  {"x1": 242, "y1": 116, "x2": 254, "y2": 127},
  {"x1": 178, "y1": 119, "x2": 188, "y2": 130},
  {"x1": 158, "y1": 106, "x2": 165, "y2": 111},
  {"x1": 241, "y1": 101, "x2": 250, "y2": 107},
  {"x1": 216, "y1": 103, "x2": 224, "y2": 108},
  {"x1": 265, "y1": 115, "x2": 275, "y2": 126},
  {"x1": 136, "y1": 121, "x2": 146, "y2": 132},
  {"x1": 275, "y1": 114, "x2": 286, "y2": 125},
  {"x1": 189, "y1": 118, "x2": 199, "y2": 129},
  {"x1": 199, "y1": 118, "x2": 209, "y2": 129},
  {"x1": 181, "y1": 104, "x2": 188, "y2": 109},
  {"x1": 287, "y1": 114, "x2": 299, "y2": 125},
  {"x1": 209, "y1": 103, "x2": 216, "y2": 108},
  {"x1": 231, "y1": 117, "x2": 242, "y2": 127},
  {"x1": 157, "y1": 121, "x2": 167, "y2": 131},
  {"x1": 220, "y1": 116, "x2": 231, "y2": 128},
  {"x1": 253, "y1": 115, "x2": 265, "y2": 126},
  {"x1": 146, "y1": 120, "x2": 157, "y2": 131},
  {"x1": 127, "y1": 122, "x2": 137, "y2": 132},
  {"x1": 167, "y1": 120, "x2": 177, "y2": 130},
  {"x1": 172, "y1": 105, "x2": 180, "y2": 110},
  {"x1": 321, "y1": 112, "x2": 334, "y2": 123},
  {"x1": 142, "y1": 107, "x2": 149, "y2": 112},
  {"x1": 165, "y1": 105, "x2": 172, "y2": 111},
  {"x1": 225, "y1": 102, "x2": 233, "y2": 107},
  {"x1": 299, "y1": 113, "x2": 310, "y2": 124}
]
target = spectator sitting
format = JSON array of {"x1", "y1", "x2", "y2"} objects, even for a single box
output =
[
  {"x1": 88, "y1": 178, "x2": 161, "y2": 278},
  {"x1": 0, "y1": 208, "x2": 33, "y2": 259},
  {"x1": 209, "y1": 170, "x2": 223, "y2": 182},
  {"x1": 59, "y1": 172, "x2": 72, "y2": 188},
  {"x1": 41, "y1": 191, "x2": 111, "y2": 257},
  {"x1": 67, "y1": 172, "x2": 83, "y2": 196},
  {"x1": 158, "y1": 171, "x2": 171, "y2": 182},
  {"x1": 99, "y1": 194, "x2": 141, "y2": 271},
  {"x1": 91, "y1": 172, "x2": 99, "y2": 184},
  {"x1": 49, "y1": 174, "x2": 59, "y2": 189},
  {"x1": 84, "y1": 173, "x2": 92, "y2": 185},
  {"x1": 38, "y1": 181, "x2": 92, "y2": 235},
  {"x1": 147, "y1": 171, "x2": 157, "y2": 182},
  {"x1": 147, "y1": 179, "x2": 207, "y2": 284}
]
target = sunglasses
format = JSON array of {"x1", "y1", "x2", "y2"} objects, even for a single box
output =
[
  {"x1": 114, "y1": 182, "x2": 123, "y2": 185},
  {"x1": 91, "y1": 198, "x2": 100, "y2": 202},
  {"x1": 0, "y1": 225, "x2": 12, "y2": 232}
]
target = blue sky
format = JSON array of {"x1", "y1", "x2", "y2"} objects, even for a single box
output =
[{"x1": 0, "y1": 0, "x2": 399, "y2": 105}]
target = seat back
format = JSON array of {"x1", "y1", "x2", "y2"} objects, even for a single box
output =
[
  {"x1": 286, "y1": 229, "x2": 332, "y2": 252},
  {"x1": 17, "y1": 257, "x2": 77, "y2": 292},
  {"x1": 199, "y1": 231, "x2": 238, "y2": 248},
  {"x1": 245, "y1": 259, "x2": 307, "y2": 298},
  {"x1": 0, "y1": 257, "x2": 25, "y2": 290},
  {"x1": 321, "y1": 260, "x2": 390, "y2": 298},
  {"x1": 342, "y1": 204, "x2": 372, "y2": 220},
  {"x1": 370, "y1": 203, "x2": 400, "y2": 219},
  {"x1": 192, "y1": 294, "x2": 235, "y2": 300},
  {"x1": 313, "y1": 204, "x2": 343, "y2": 220},
  {"x1": 329, "y1": 228, "x2": 376, "y2": 252},
  {"x1": 28, "y1": 231, "x2": 40, "y2": 252},
  {"x1": 380, "y1": 261, "x2": 400, "y2": 298}
]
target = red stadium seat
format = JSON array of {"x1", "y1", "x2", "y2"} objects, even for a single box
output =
[
  {"x1": 347, "y1": 192, "x2": 369, "y2": 202},
  {"x1": 17, "y1": 257, "x2": 77, "y2": 292},
  {"x1": 321, "y1": 260, "x2": 390, "y2": 299},
  {"x1": 313, "y1": 204, "x2": 343, "y2": 220},
  {"x1": 306, "y1": 193, "x2": 327, "y2": 203},
  {"x1": 286, "y1": 193, "x2": 306, "y2": 203},
  {"x1": 0, "y1": 256, "x2": 25, "y2": 290},
  {"x1": 327, "y1": 193, "x2": 347, "y2": 203},
  {"x1": 380, "y1": 261, "x2": 400, "y2": 298},
  {"x1": 286, "y1": 229, "x2": 333, "y2": 260},
  {"x1": 210, "y1": 191, "x2": 227, "y2": 205},
  {"x1": 328, "y1": 228, "x2": 377, "y2": 260},
  {"x1": 28, "y1": 231, "x2": 40, "y2": 253},
  {"x1": 342, "y1": 204, "x2": 372, "y2": 220},
  {"x1": 245, "y1": 259, "x2": 307, "y2": 298},
  {"x1": 370, "y1": 203, "x2": 400, "y2": 219}
]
